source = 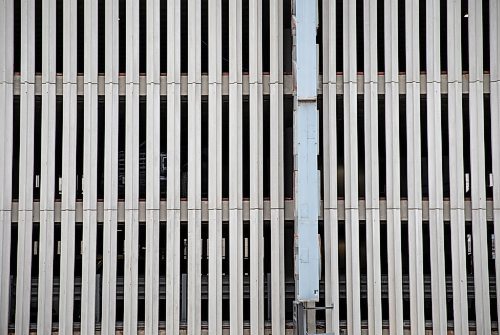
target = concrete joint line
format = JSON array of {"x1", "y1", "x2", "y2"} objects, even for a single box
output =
[
  {"x1": 146, "y1": 81, "x2": 161, "y2": 86},
  {"x1": 62, "y1": 81, "x2": 78, "y2": 85},
  {"x1": 228, "y1": 81, "x2": 243, "y2": 85},
  {"x1": 208, "y1": 81, "x2": 223, "y2": 85},
  {"x1": 450, "y1": 207, "x2": 466, "y2": 210},
  {"x1": 41, "y1": 81, "x2": 57, "y2": 85},
  {"x1": 467, "y1": 79, "x2": 485, "y2": 84},
  {"x1": 125, "y1": 81, "x2": 140, "y2": 86}
]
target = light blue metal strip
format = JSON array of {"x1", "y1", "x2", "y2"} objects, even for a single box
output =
[{"x1": 294, "y1": 0, "x2": 319, "y2": 302}]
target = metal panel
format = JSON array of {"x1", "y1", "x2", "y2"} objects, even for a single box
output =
[
  {"x1": 0, "y1": 0, "x2": 13, "y2": 332},
  {"x1": 321, "y1": 0, "x2": 339, "y2": 332},
  {"x1": 229, "y1": 0, "x2": 244, "y2": 334},
  {"x1": 187, "y1": 0, "x2": 202, "y2": 334},
  {"x1": 101, "y1": 0, "x2": 119, "y2": 333},
  {"x1": 81, "y1": 0, "x2": 99, "y2": 333},
  {"x1": 37, "y1": 0, "x2": 57, "y2": 331},
  {"x1": 384, "y1": 1, "x2": 403, "y2": 333},
  {"x1": 15, "y1": 0, "x2": 35, "y2": 332},
  {"x1": 166, "y1": 1, "x2": 181, "y2": 334},
  {"x1": 468, "y1": 1, "x2": 491, "y2": 333},
  {"x1": 124, "y1": 0, "x2": 140, "y2": 332},
  {"x1": 447, "y1": 0, "x2": 469, "y2": 333},
  {"x1": 404, "y1": 1, "x2": 425, "y2": 333},
  {"x1": 145, "y1": 0, "x2": 160, "y2": 333},
  {"x1": 363, "y1": 1, "x2": 382, "y2": 334},
  {"x1": 249, "y1": 0, "x2": 264, "y2": 334},
  {"x1": 208, "y1": 0, "x2": 223, "y2": 334},
  {"x1": 59, "y1": 0, "x2": 78, "y2": 332},
  {"x1": 270, "y1": 0, "x2": 285, "y2": 334},
  {"x1": 341, "y1": 1, "x2": 360, "y2": 334},
  {"x1": 425, "y1": 0, "x2": 447, "y2": 332}
]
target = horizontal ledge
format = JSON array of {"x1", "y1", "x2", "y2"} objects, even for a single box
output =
[
  {"x1": 11, "y1": 73, "x2": 492, "y2": 96},
  {"x1": 8, "y1": 199, "x2": 495, "y2": 223}
]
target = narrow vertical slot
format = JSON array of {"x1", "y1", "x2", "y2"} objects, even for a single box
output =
[
  {"x1": 160, "y1": 96, "x2": 168, "y2": 200},
  {"x1": 242, "y1": 0, "x2": 249, "y2": 74},
  {"x1": 222, "y1": 0, "x2": 229, "y2": 73},
  {"x1": 262, "y1": 81, "x2": 270, "y2": 199},
  {"x1": 484, "y1": 94, "x2": 493, "y2": 198},
  {"x1": 76, "y1": 96, "x2": 84, "y2": 200},
  {"x1": 336, "y1": 0, "x2": 343, "y2": 73},
  {"x1": 55, "y1": 96, "x2": 63, "y2": 201},
  {"x1": 139, "y1": 97, "x2": 147, "y2": 200},
  {"x1": 52, "y1": 223, "x2": 61, "y2": 324},
  {"x1": 464, "y1": 221, "x2": 475, "y2": 322},
  {"x1": 377, "y1": 0, "x2": 384, "y2": 73},
  {"x1": 263, "y1": 221, "x2": 271, "y2": 323},
  {"x1": 139, "y1": 0, "x2": 146, "y2": 74},
  {"x1": 487, "y1": 221, "x2": 497, "y2": 322},
  {"x1": 118, "y1": 97, "x2": 126, "y2": 200},
  {"x1": 283, "y1": 222, "x2": 295, "y2": 320},
  {"x1": 262, "y1": 0, "x2": 270, "y2": 73},
  {"x1": 242, "y1": 222, "x2": 250, "y2": 322},
  {"x1": 12, "y1": 96, "x2": 20, "y2": 200},
  {"x1": 181, "y1": 0, "x2": 188, "y2": 74},
  {"x1": 380, "y1": 222, "x2": 389, "y2": 322},
  {"x1": 13, "y1": 0, "x2": 20, "y2": 73},
  {"x1": 181, "y1": 98, "x2": 188, "y2": 199},
  {"x1": 284, "y1": 95, "x2": 294, "y2": 198},
  {"x1": 400, "y1": 221, "x2": 410, "y2": 322},
  {"x1": 222, "y1": 223, "x2": 230, "y2": 321},
  {"x1": 119, "y1": 0, "x2": 126, "y2": 74},
  {"x1": 160, "y1": 0, "x2": 168, "y2": 74},
  {"x1": 180, "y1": 223, "x2": 188, "y2": 324},
  {"x1": 8, "y1": 224, "x2": 18, "y2": 326},
  {"x1": 442, "y1": 95, "x2": 450, "y2": 199},
  {"x1": 242, "y1": 97, "x2": 250, "y2": 199},
  {"x1": 463, "y1": 95, "x2": 471, "y2": 200},
  {"x1": 115, "y1": 222, "x2": 126, "y2": 323},
  {"x1": 222, "y1": 97, "x2": 229, "y2": 199},
  {"x1": 201, "y1": 0, "x2": 209, "y2": 74},
  {"x1": 35, "y1": 0, "x2": 42, "y2": 74},
  {"x1": 34, "y1": 96, "x2": 42, "y2": 201},
  {"x1": 95, "y1": 222, "x2": 104, "y2": 324},
  {"x1": 200, "y1": 223, "x2": 209, "y2": 322},
  {"x1": 77, "y1": 0, "x2": 84, "y2": 74},
  {"x1": 98, "y1": 0, "x2": 105, "y2": 74},
  {"x1": 443, "y1": 222, "x2": 454, "y2": 322},
  {"x1": 398, "y1": 0, "x2": 406, "y2": 73},
  {"x1": 356, "y1": 0, "x2": 363, "y2": 73},
  {"x1": 420, "y1": 96, "x2": 429, "y2": 199},
  {"x1": 30, "y1": 224, "x2": 40, "y2": 325},
  {"x1": 159, "y1": 221, "x2": 167, "y2": 322},
  {"x1": 358, "y1": 96, "x2": 365, "y2": 198},
  {"x1": 138, "y1": 222, "x2": 146, "y2": 322},
  {"x1": 56, "y1": 0, "x2": 63, "y2": 74},
  {"x1": 337, "y1": 95, "x2": 344, "y2": 199},
  {"x1": 483, "y1": 0, "x2": 490, "y2": 73},
  {"x1": 317, "y1": 0, "x2": 323, "y2": 75},
  {"x1": 337, "y1": 222, "x2": 346, "y2": 322},
  {"x1": 419, "y1": 0, "x2": 426, "y2": 74},
  {"x1": 201, "y1": 98, "x2": 208, "y2": 199},
  {"x1": 400, "y1": 96, "x2": 408, "y2": 199},
  {"x1": 462, "y1": 0, "x2": 469, "y2": 72},
  {"x1": 73, "y1": 223, "x2": 83, "y2": 323},
  {"x1": 440, "y1": 0, "x2": 448, "y2": 73},
  {"x1": 97, "y1": 96, "x2": 105, "y2": 200},
  {"x1": 378, "y1": 95, "x2": 386, "y2": 198},
  {"x1": 283, "y1": 0, "x2": 292, "y2": 74},
  {"x1": 359, "y1": 221, "x2": 368, "y2": 323},
  {"x1": 422, "y1": 223, "x2": 432, "y2": 322}
]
